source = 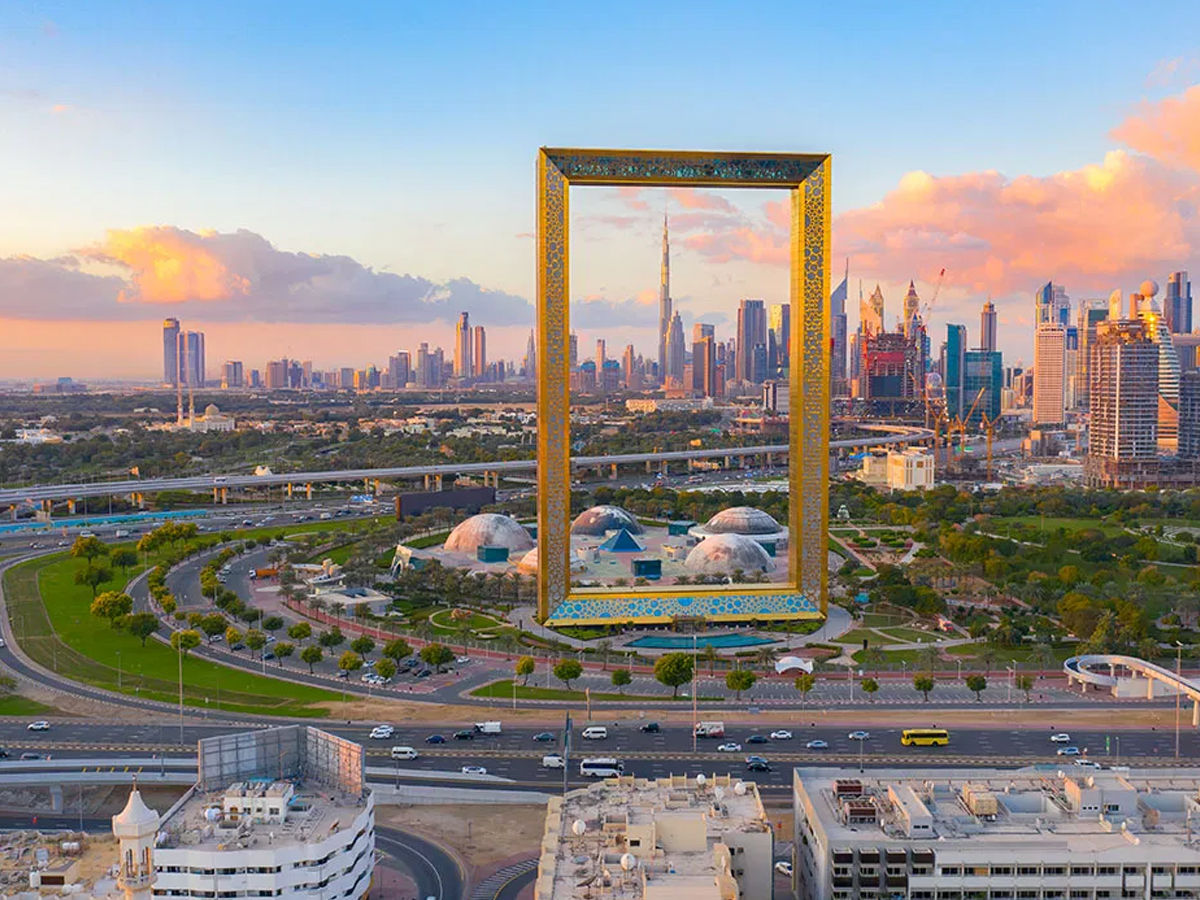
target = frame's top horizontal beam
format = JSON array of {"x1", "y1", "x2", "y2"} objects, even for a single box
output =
[{"x1": 541, "y1": 147, "x2": 828, "y2": 188}]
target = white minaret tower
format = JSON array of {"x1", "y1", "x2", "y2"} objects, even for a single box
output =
[{"x1": 112, "y1": 779, "x2": 160, "y2": 900}]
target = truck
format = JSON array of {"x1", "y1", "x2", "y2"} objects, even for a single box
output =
[
  {"x1": 253, "y1": 567, "x2": 278, "y2": 580},
  {"x1": 474, "y1": 721, "x2": 502, "y2": 735},
  {"x1": 694, "y1": 721, "x2": 725, "y2": 739}
]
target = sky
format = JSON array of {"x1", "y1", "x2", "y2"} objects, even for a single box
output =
[{"x1": 2, "y1": 0, "x2": 1200, "y2": 379}]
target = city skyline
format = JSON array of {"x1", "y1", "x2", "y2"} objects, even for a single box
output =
[{"x1": 3, "y1": 4, "x2": 1200, "y2": 378}]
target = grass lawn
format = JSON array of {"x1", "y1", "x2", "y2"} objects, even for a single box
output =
[
  {"x1": 860, "y1": 612, "x2": 911, "y2": 627},
  {"x1": 471, "y1": 679, "x2": 720, "y2": 702},
  {"x1": 428, "y1": 609, "x2": 504, "y2": 631},
  {"x1": 877, "y1": 626, "x2": 942, "y2": 643},
  {"x1": 307, "y1": 543, "x2": 355, "y2": 566},
  {"x1": 5, "y1": 552, "x2": 344, "y2": 717},
  {"x1": 988, "y1": 516, "x2": 1127, "y2": 538},
  {"x1": 943, "y1": 642, "x2": 1075, "y2": 665},
  {"x1": 0, "y1": 695, "x2": 57, "y2": 717},
  {"x1": 835, "y1": 629, "x2": 879, "y2": 646}
]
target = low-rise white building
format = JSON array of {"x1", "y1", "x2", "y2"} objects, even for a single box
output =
[
  {"x1": 793, "y1": 766, "x2": 1200, "y2": 900},
  {"x1": 885, "y1": 448, "x2": 934, "y2": 491},
  {"x1": 536, "y1": 773, "x2": 773, "y2": 900},
  {"x1": 117, "y1": 725, "x2": 373, "y2": 900}
]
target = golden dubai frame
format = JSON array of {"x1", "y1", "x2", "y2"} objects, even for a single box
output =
[{"x1": 536, "y1": 148, "x2": 830, "y2": 626}]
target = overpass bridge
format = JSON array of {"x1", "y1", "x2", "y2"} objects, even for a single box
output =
[
  {"x1": 1, "y1": 424, "x2": 932, "y2": 507},
  {"x1": 1065, "y1": 654, "x2": 1200, "y2": 725}
]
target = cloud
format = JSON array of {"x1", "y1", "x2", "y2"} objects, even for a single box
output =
[
  {"x1": 1145, "y1": 57, "x2": 1200, "y2": 90},
  {"x1": 685, "y1": 227, "x2": 788, "y2": 266},
  {"x1": 1112, "y1": 83, "x2": 1200, "y2": 173},
  {"x1": 668, "y1": 188, "x2": 735, "y2": 213},
  {"x1": 572, "y1": 294, "x2": 659, "y2": 329},
  {"x1": 0, "y1": 226, "x2": 533, "y2": 326}
]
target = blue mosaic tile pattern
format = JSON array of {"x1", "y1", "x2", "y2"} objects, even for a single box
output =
[{"x1": 544, "y1": 592, "x2": 820, "y2": 625}]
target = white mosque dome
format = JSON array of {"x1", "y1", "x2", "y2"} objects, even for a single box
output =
[
  {"x1": 571, "y1": 505, "x2": 644, "y2": 536},
  {"x1": 443, "y1": 514, "x2": 534, "y2": 555},
  {"x1": 702, "y1": 506, "x2": 781, "y2": 536},
  {"x1": 685, "y1": 533, "x2": 774, "y2": 575},
  {"x1": 203, "y1": 403, "x2": 221, "y2": 417}
]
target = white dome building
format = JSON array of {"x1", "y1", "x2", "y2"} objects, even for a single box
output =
[
  {"x1": 688, "y1": 506, "x2": 788, "y2": 547},
  {"x1": 685, "y1": 533, "x2": 774, "y2": 575},
  {"x1": 571, "y1": 505, "x2": 644, "y2": 536},
  {"x1": 444, "y1": 514, "x2": 534, "y2": 555},
  {"x1": 517, "y1": 545, "x2": 585, "y2": 575}
]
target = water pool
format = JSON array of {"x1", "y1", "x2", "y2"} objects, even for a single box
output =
[{"x1": 627, "y1": 633, "x2": 779, "y2": 649}]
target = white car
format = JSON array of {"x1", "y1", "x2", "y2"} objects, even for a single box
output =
[
  {"x1": 26, "y1": 721, "x2": 50, "y2": 731},
  {"x1": 1050, "y1": 733, "x2": 1071, "y2": 743},
  {"x1": 805, "y1": 739, "x2": 829, "y2": 750},
  {"x1": 769, "y1": 730, "x2": 793, "y2": 740},
  {"x1": 1074, "y1": 759, "x2": 1102, "y2": 769},
  {"x1": 461, "y1": 765, "x2": 488, "y2": 776},
  {"x1": 456, "y1": 656, "x2": 470, "y2": 665},
  {"x1": 775, "y1": 861, "x2": 793, "y2": 877},
  {"x1": 369, "y1": 725, "x2": 394, "y2": 740},
  {"x1": 848, "y1": 730, "x2": 870, "y2": 741},
  {"x1": 716, "y1": 742, "x2": 742, "y2": 753}
]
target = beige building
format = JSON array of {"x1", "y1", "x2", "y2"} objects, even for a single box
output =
[
  {"x1": 536, "y1": 773, "x2": 773, "y2": 900},
  {"x1": 1033, "y1": 324, "x2": 1067, "y2": 425},
  {"x1": 855, "y1": 449, "x2": 934, "y2": 492},
  {"x1": 792, "y1": 766, "x2": 1200, "y2": 900}
]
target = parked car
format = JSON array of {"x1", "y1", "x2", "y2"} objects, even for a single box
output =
[{"x1": 769, "y1": 730, "x2": 793, "y2": 740}]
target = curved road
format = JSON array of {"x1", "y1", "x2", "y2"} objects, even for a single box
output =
[{"x1": 376, "y1": 825, "x2": 465, "y2": 900}]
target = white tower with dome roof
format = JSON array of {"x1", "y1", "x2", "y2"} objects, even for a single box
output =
[{"x1": 112, "y1": 779, "x2": 160, "y2": 900}]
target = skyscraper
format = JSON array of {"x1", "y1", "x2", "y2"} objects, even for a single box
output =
[
  {"x1": 944, "y1": 324, "x2": 967, "y2": 418},
  {"x1": 1086, "y1": 319, "x2": 1160, "y2": 488},
  {"x1": 179, "y1": 331, "x2": 205, "y2": 387},
  {"x1": 1180, "y1": 372, "x2": 1200, "y2": 459},
  {"x1": 692, "y1": 324, "x2": 716, "y2": 397},
  {"x1": 979, "y1": 300, "x2": 997, "y2": 353},
  {"x1": 1137, "y1": 295, "x2": 1181, "y2": 450},
  {"x1": 736, "y1": 298, "x2": 767, "y2": 384},
  {"x1": 221, "y1": 360, "x2": 243, "y2": 389},
  {"x1": 665, "y1": 312, "x2": 685, "y2": 386},
  {"x1": 162, "y1": 318, "x2": 180, "y2": 386},
  {"x1": 454, "y1": 312, "x2": 471, "y2": 378},
  {"x1": 1167, "y1": 271, "x2": 1193, "y2": 335},
  {"x1": 524, "y1": 331, "x2": 536, "y2": 381},
  {"x1": 595, "y1": 339, "x2": 606, "y2": 373},
  {"x1": 963, "y1": 350, "x2": 1002, "y2": 426},
  {"x1": 768, "y1": 303, "x2": 790, "y2": 375},
  {"x1": 1035, "y1": 281, "x2": 1072, "y2": 327},
  {"x1": 472, "y1": 326, "x2": 487, "y2": 379},
  {"x1": 657, "y1": 215, "x2": 671, "y2": 380},
  {"x1": 1032, "y1": 323, "x2": 1066, "y2": 426},
  {"x1": 389, "y1": 351, "x2": 411, "y2": 388},
  {"x1": 1075, "y1": 299, "x2": 1109, "y2": 411},
  {"x1": 830, "y1": 262, "x2": 848, "y2": 396},
  {"x1": 861, "y1": 284, "x2": 884, "y2": 337}
]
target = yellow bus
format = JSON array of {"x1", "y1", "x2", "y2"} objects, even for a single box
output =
[{"x1": 901, "y1": 728, "x2": 950, "y2": 747}]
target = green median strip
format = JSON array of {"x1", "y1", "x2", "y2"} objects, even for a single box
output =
[{"x1": 470, "y1": 679, "x2": 721, "y2": 702}]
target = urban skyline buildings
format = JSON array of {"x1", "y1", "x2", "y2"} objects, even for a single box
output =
[
  {"x1": 657, "y1": 214, "x2": 671, "y2": 378},
  {"x1": 979, "y1": 300, "x2": 997, "y2": 353}
]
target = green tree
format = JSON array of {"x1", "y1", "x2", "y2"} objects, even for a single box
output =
[
  {"x1": 420, "y1": 642, "x2": 454, "y2": 673},
  {"x1": 300, "y1": 645, "x2": 323, "y2": 673},
  {"x1": 287, "y1": 622, "x2": 312, "y2": 643},
  {"x1": 170, "y1": 629, "x2": 202, "y2": 656},
  {"x1": 611, "y1": 669, "x2": 632, "y2": 694},
  {"x1": 1016, "y1": 673, "x2": 1034, "y2": 702},
  {"x1": 199, "y1": 614, "x2": 227, "y2": 640},
  {"x1": 965, "y1": 673, "x2": 988, "y2": 701},
  {"x1": 700, "y1": 643, "x2": 719, "y2": 675},
  {"x1": 74, "y1": 565, "x2": 111, "y2": 598},
  {"x1": 338, "y1": 650, "x2": 363, "y2": 675},
  {"x1": 375, "y1": 658, "x2": 397, "y2": 680},
  {"x1": 383, "y1": 638, "x2": 413, "y2": 662},
  {"x1": 274, "y1": 641, "x2": 294, "y2": 666},
  {"x1": 725, "y1": 669, "x2": 757, "y2": 700},
  {"x1": 90, "y1": 590, "x2": 132, "y2": 627},
  {"x1": 319, "y1": 627, "x2": 345, "y2": 649},
  {"x1": 350, "y1": 635, "x2": 376, "y2": 658},
  {"x1": 553, "y1": 658, "x2": 583, "y2": 690},
  {"x1": 794, "y1": 673, "x2": 816, "y2": 705},
  {"x1": 245, "y1": 629, "x2": 266, "y2": 657},
  {"x1": 515, "y1": 655, "x2": 536, "y2": 686},
  {"x1": 122, "y1": 611, "x2": 159, "y2": 646},
  {"x1": 111, "y1": 548, "x2": 139, "y2": 575},
  {"x1": 261, "y1": 615, "x2": 284, "y2": 632},
  {"x1": 913, "y1": 673, "x2": 935, "y2": 702},
  {"x1": 71, "y1": 536, "x2": 109, "y2": 566},
  {"x1": 861, "y1": 676, "x2": 879, "y2": 701},
  {"x1": 159, "y1": 595, "x2": 177, "y2": 616},
  {"x1": 224, "y1": 626, "x2": 243, "y2": 647},
  {"x1": 653, "y1": 652, "x2": 694, "y2": 698}
]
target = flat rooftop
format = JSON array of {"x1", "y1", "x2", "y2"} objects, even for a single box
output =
[
  {"x1": 796, "y1": 766, "x2": 1200, "y2": 860},
  {"x1": 159, "y1": 779, "x2": 367, "y2": 854}
]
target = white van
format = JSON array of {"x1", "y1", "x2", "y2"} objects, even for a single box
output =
[
  {"x1": 581, "y1": 726, "x2": 608, "y2": 740},
  {"x1": 541, "y1": 754, "x2": 565, "y2": 769},
  {"x1": 390, "y1": 746, "x2": 418, "y2": 760}
]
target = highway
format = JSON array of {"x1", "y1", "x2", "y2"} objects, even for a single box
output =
[{"x1": 0, "y1": 426, "x2": 932, "y2": 504}]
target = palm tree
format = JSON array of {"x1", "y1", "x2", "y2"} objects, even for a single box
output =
[
  {"x1": 755, "y1": 646, "x2": 777, "y2": 673},
  {"x1": 700, "y1": 643, "x2": 719, "y2": 676},
  {"x1": 597, "y1": 640, "x2": 612, "y2": 671}
]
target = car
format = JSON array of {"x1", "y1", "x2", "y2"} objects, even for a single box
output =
[
  {"x1": 0, "y1": 748, "x2": 8, "y2": 758},
  {"x1": 453, "y1": 730, "x2": 475, "y2": 741},
  {"x1": 425, "y1": 734, "x2": 447, "y2": 744},
  {"x1": 369, "y1": 726, "x2": 394, "y2": 739},
  {"x1": 769, "y1": 730, "x2": 793, "y2": 740},
  {"x1": 848, "y1": 730, "x2": 870, "y2": 741},
  {"x1": 401, "y1": 659, "x2": 418, "y2": 669},
  {"x1": 1050, "y1": 733, "x2": 1071, "y2": 743},
  {"x1": 360, "y1": 673, "x2": 377, "y2": 683},
  {"x1": 417, "y1": 668, "x2": 432, "y2": 678},
  {"x1": 746, "y1": 735, "x2": 769, "y2": 745},
  {"x1": 26, "y1": 721, "x2": 49, "y2": 732},
  {"x1": 337, "y1": 670, "x2": 349, "y2": 679},
  {"x1": 264, "y1": 635, "x2": 277, "y2": 644},
  {"x1": 1074, "y1": 759, "x2": 1102, "y2": 769},
  {"x1": 716, "y1": 742, "x2": 742, "y2": 753},
  {"x1": 1056, "y1": 746, "x2": 1081, "y2": 756},
  {"x1": 775, "y1": 861, "x2": 793, "y2": 877},
  {"x1": 263, "y1": 651, "x2": 276, "y2": 661},
  {"x1": 20, "y1": 752, "x2": 44, "y2": 761},
  {"x1": 533, "y1": 732, "x2": 556, "y2": 743},
  {"x1": 461, "y1": 765, "x2": 488, "y2": 776},
  {"x1": 456, "y1": 656, "x2": 470, "y2": 665},
  {"x1": 541, "y1": 754, "x2": 565, "y2": 769},
  {"x1": 639, "y1": 722, "x2": 660, "y2": 733},
  {"x1": 230, "y1": 642, "x2": 245, "y2": 652},
  {"x1": 805, "y1": 739, "x2": 829, "y2": 750},
  {"x1": 745, "y1": 755, "x2": 769, "y2": 765},
  {"x1": 746, "y1": 760, "x2": 772, "y2": 772}
]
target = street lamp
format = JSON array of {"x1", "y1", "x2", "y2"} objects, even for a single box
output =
[
  {"x1": 116, "y1": 651, "x2": 122, "y2": 691},
  {"x1": 1176, "y1": 641, "x2": 1184, "y2": 760}
]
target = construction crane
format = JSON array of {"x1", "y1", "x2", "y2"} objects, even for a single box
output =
[
  {"x1": 948, "y1": 387, "x2": 986, "y2": 467},
  {"x1": 920, "y1": 267, "x2": 946, "y2": 322},
  {"x1": 980, "y1": 412, "x2": 998, "y2": 481}
]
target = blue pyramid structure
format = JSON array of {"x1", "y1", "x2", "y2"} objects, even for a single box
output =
[{"x1": 598, "y1": 528, "x2": 644, "y2": 552}]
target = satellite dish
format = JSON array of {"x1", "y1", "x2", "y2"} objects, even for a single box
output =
[
  {"x1": 620, "y1": 853, "x2": 637, "y2": 871},
  {"x1": 696, "y1": 774, "x2": 707, "y2": 788},
  {"x1": 572, "y1": 819, "x2": 587, "y2": 837},
  {"x1": 733, "y1": 781, "x2": 747, "y2": 796}
]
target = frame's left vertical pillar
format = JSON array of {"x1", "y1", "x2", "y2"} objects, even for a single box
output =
[{"x1": 537, "y1": 149, "x2": 571, "y2": 622}]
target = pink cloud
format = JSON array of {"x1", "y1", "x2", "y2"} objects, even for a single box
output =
[
  {"x1": 684, "y1": 228, "x2": 788, "y2": 266},
  {"x1": 668, "y1": 187, "x2": 736, "y2": 213},
  {"x1": 1112, "y1": 83, "x2": 1200, "y2": 172}
]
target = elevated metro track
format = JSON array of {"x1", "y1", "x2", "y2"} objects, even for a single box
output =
[{"x1": 0, "y1": 424, "x2": 931, "y2": 505}]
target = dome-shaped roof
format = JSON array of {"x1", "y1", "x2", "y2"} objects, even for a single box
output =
[
  {"x1": 112, "y1": 785, "x2": 159, "y2": 835},
  {"x1": 702, "y1": 506, "x2": 781, "y2": 535},
  {"x1": 204, "y1": 403, "x2": 221, "y2": 416},
  {"x1": 444, "y1": 514, "x2": 534, "y2": 555},
  {"x1": 685, "y1": 533, "x2": 773, "y2": 574},
  {"x1": 517, "y1": 546, "x2": 539, "y2": 574},
  {"x1": 570, "y1": 505, "x2": 644, "y2": 536}
]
